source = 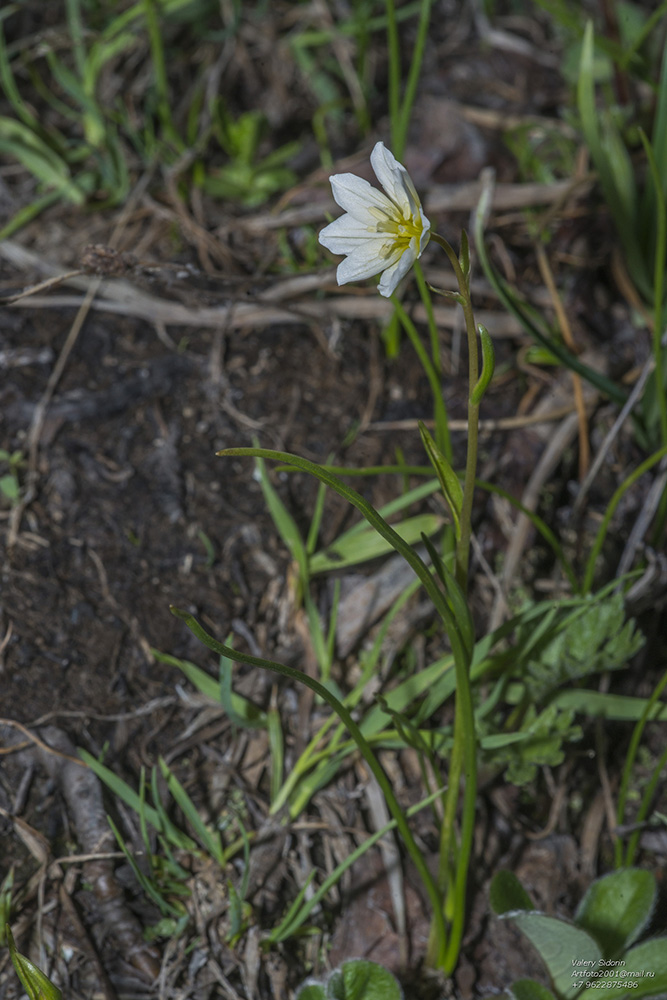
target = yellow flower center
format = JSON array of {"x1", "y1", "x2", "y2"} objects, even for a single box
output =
[{"x1": 372, "y1": 207, "x2": 423, "y2": 252}]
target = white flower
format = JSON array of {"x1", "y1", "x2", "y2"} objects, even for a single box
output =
[{"x1": 319, "y1": 141, "x2": 430, "y2": 298}]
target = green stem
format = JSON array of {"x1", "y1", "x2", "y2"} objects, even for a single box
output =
[
  {"x1": 419, "y1": 230, "x2": 480, "y2": 971},
  {"x1": 616, "y1": 663, "x2": 667, "y2": 868},
  {"x1": 392, "y1": 296, "x2": 452, "y2": 464},
  {"x1": 473, "y1": 194, "x2": 626, "y2": 405},
  {"x1": 143, "y1": 0, "x2": 181, "y2": 149},
  {"x1": 423, "y1": 584, "x2": 477, "y2": 973},
  {"x1": 639, "y1": 130, "x2": 667, "y2": 446},
  {"x1": 435, "y1": 710, "x2": 463, "y2": 885},
  {"x1": 384, "y1": 0, "x2": 401, "y2": 155},
  {"x1": 431, "y1": 232, "x2": 480, "y2": 594},
  {"x1": 396, "y1": 0, "x2": 433, "y2": 156},
  {"x1": 582, "y1": 444, "x2": 667, "y2": 594},
  {"x1": 414, "y1": 259, "x2": 442, "y2": 377},
  {"x1": 625, "y1": 737, "x2": 667, "y2": 867},
  {"x1": 458, "y1": 396, "x2": 479, "y2": 595},
  {"x1": 444, "y1": 675, "x2": 476, "y2": 972}
]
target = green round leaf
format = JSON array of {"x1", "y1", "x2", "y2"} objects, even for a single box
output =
[
  {"x1": 295, "y1": 981, "x2": 327, "y2": 1000},
  {"x1": 490, "y1": 870, "x2": 534, "y2": 915},
  {"x1": 297, "y1": 961, "x2": 403, "y2": 1000},
  {"x1": 335, "y1": 961, "x2": 403, "y2": 1000},
  {"x1": 508, "y1": 912, "x2": 601, "y2": 998},
  {"x1": 574, "y1": 869, "x2": 656, "y2": 956},
  {"x1": 0, "y1": 474, "x2": 19, "y2": 502},
  {"x1": 510, "y1": 979, "x2": 557, "y2": 1000},
  {"x1": 580, "y1": 938, "x2": 667, "y2": 998}
]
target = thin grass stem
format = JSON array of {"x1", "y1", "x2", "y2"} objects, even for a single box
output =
[
  {"x1": 384, "y1": 0, "x2": 401, "y2": 155},
  {"x1": 391, "y1": 296, "x2": 452, "y2": 465},
  {"x1": 615, "y1": 664, "x2": 667, "y2": 868},
  {"x1": 396, "y1": 0, "x2": 433, "y2": 155},
  {"x1": 582, "y1": 445, "x2": 667, "y2": 594}
]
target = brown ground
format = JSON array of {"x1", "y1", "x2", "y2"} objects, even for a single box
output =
[{"x1": 1, "y1": 4, "x2": 667, "y2": 999}]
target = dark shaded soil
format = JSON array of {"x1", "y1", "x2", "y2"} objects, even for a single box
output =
[{"x1": 1, "y1": 300, "x2": 379, "y2": 720}]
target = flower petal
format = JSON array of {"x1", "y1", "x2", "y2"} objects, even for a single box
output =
[
  {"x1": 336, "y1": 242, "x2": 403, "y2": 285},
  {"x1": 330, "y1": 172, "x2": 396, "y2": 222},
  {"x1": 319, "y1": 213, "x2": 378, "y2": 253},
  {"x1": 377, "y1": 242, "x2": 418, "y2": 297},
  {"x1": 418, "y1": 212, "x2": 431, "y2": 254},
  {"x1": 371, "y1": 142, "x2": 420, "y2": 219}
]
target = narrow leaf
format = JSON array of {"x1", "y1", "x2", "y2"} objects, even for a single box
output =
[
  {"x1": 6, "y1": 927, "x2": 62, "y2": 1000},
  {"x1": 309, "y1": 513, "x2": 441, "y2": 573},
  {"x1": 79, "y1": 749, "x2": 162, "y2": 830},
  {"x1": 419, "y1": 421, "x2": 463, "y2": 539},
  {"x1": 254, "y1": 453, "x2": 308, "y2": 581},
  {"x1": 152, "y1": 649, "x2": 266, "y2": 727},
  {"x1": 159, "y1": 758, "x2": 224, "y2": 865},
  {"x1": 471, "y1": 324, "x2": 495, "y2": 405}
]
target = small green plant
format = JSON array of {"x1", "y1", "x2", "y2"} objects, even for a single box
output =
[
  {"x1": 0, "y1": 449, "x2": 25, "y2": 505},
  {"x1": 481, "y1": 589, "x2": 644, "y2": 785},
  {"x1": 296, "y1": 959, "x2": 403, "y2": 1000},
  {"x1": 0, "y1": 1, "x2": 132, "y2": 235},
  {"x1": 5, "y1": 926, "x2": 62, "y2": 1000},
  {"x1": 577, "y1": 18, "x2": 667, "y2": 450},
  {"x1": 78, "y1": 646, "x2": 266, "y2": 941},
  {"x1": 177, "y1": 140, "x2": 486, "y2": 966},
  {"x1": 169, "y1": 128, "x2": 664, "y2": 975},
  {"x1": 253, "y1": 449, "x2": 441, "y2": 685},
  {"x1": 0, "y1": 870, "x2": 14, "y2": 946},
  {"x1": 490, "y1": 867, "x2": 667, "y2": 999},
  {"x1": 0, "y1": 1, "x2": 302, "y2": 239},
  {"x1": 198, "y1": 106, "x2": 299, "y2": 208},
  {"x1": 78, "y1": 747, "x2": 253, "y2": 942}
]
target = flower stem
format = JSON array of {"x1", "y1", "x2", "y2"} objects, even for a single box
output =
[
  {"x1": 414, "y1": 259, "x2": 441, "y2": 377},
  {"x1": 420, "y1": 232, "x2": 482, "y2": 972},
  {"x1": 431, "y1": 232, "x2": 480, "y2": 594},
  {"x1": 392, "y1": 296, "x2": 452, "y2": 464}
]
